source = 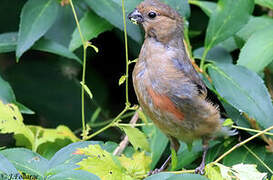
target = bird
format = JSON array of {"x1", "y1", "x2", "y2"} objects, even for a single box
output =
[{"x1": 128, "y1": 0, "x2": 236, "y2": 174}]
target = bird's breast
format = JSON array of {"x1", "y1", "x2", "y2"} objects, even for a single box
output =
[{"x1": 132, "y1": 57, "x2": 186, "y2": 137}]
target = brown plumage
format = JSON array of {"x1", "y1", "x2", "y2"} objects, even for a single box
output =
[{"x1": 128, "y1": 0, "x2": 236, "y2": 174}]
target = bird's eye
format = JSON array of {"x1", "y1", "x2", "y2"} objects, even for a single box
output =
[{"x1": 148, "y1": 11, "x2": 157, "y2": 19}]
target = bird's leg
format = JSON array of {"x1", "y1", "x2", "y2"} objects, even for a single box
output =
[
  {"x1": 195, "y1": 138, "x2": 209, "y2": 175},
  {"x1": 148, "y1": 137, "x2": 180, "y2": 175}
]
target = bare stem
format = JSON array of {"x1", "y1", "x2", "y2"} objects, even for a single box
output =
[
  {"x1": 232, "y1": 125, "x2": 273, "y2": 136},
  {"x1": 69, "y1": 0, "x2": 87, "y2": 138},
  {"x1": 121, "y1": 0, "x2": 130, "y2": 106},
  {"x1": 168, "y1": 170, "x2": 196, "y2": 174},
  {"x1": 85, "y1": 107, "x2": 129, "y2": 140},
  {"x1": 243, "y1": 145, "x2": 273, "y2": 175}
]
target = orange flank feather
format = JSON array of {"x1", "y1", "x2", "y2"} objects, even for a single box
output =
[{"x1": 147, "y1": 87, "x2": 184, "y2": 120}]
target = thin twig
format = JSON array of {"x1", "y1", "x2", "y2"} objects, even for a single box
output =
[
  {"x1": 214, "y1": 125, "x2": 273, "y2": 163},
  {"x1": 69, "y1": 0, "x2": 88, "y2": 139},
  {"x1": 243, "y1": 145, "x2": 273, "y2": 175},
  {"x1": 232, "y1": 125, "x2": 273, "y2": 136},
  {"x1": 113, "y1": 110, "x2": 139, "y2": 156},
  {"x1": 168, "y1": 170, "x2": 196, "y2": 174}
]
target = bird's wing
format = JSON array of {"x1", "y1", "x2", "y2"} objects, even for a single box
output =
[{"x1": 172, "y1": 57, "x2": 207, "y2": 97}]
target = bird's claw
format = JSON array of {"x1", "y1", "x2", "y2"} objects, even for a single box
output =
[
  {"x1": 148, "y1": 168, "x2": 164, "y2": 176},
  {"x1": 195, "y1": 165, "x2": 205, "y2": 175}
]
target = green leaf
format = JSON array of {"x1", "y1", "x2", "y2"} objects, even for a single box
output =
[
  {"x1": 176, "y1": 140, "x2": 203, "y2": 170},
  {"x1": 208, "y1": 64, "x2": 273, "y2": 134},
  {"x1": 28, "y1": 125, "x2": 80, "y2": 153},
  {"x1": 47, "y1": 141, "x2": 102, "y2": 173},
  {"x1": 0, "y1": 32, "x2": 17, "y2": 53},
  {"x1": 219, "y1": 37, "x2": 238, "y2": 52},
  {"x1": 0, "y1": 101, "x2": 34, "y2": 149},
  {"x1": 255, "y1": 0, "x2": 273, "y2": 9},
  {"x1": 118, "y1": 75, "x2": 126, "y2": 86},
  {"x1": 150, "y1": 127, "x2": 168, "y2": 169},
  {"x1": 80, "y1": 82, "x2": 93, "y2": 99},
  {"x1": 193, "y1": 46, "x2": 232, "y2": 64},
  {"x1": 222, "y1": 118, "x2": 234, "y2": 127},
  {"x1": 232, "y1": 164, "x2": 267, "y2": 180},
  {"x1": 137, "y1": 109, "x2": 148, "y2": 124},
  {"x1": 189, "y1": 1, "x2": 217, "y2": 16},
  {"x1": 33, "y1": 38, "x2": 81, "y2": 64},
  {"x1": 205, "y1": 139, "x2": 235, "y2": 164},
  {"x1": 2, "y1": 59, "x2": 108, "y2": 128},
  {"x1": 16, "y1": 0, "x2": 59, "y2": 60},
  {"x1": 0, "y1": 75, "x2": 17, "y2": 104},
  {"x1": 0, "y1": 148, "x2": 49, "y2": 180},
  {"x1": 90, "y1": 107, "x2": 102, "y2": 123},
  {"x1": 206, "y1": 162, "x2": 267, "y2": 180},
  {"x1": 0, "y1": 33, "x2": 81, "y2": 64},
  {"x1": 122, "y1": 126, "x2": 150, "y2": 152},
  {"x1": 46, "y1": 170, "x2": 100, "y2": 180},
  {"x1": 205, "y1": 163, "x2": 225, "y2": 180},
  {"x1": 237, "y1": 24, "x2": 273, "y2": 72},
  {"x1": 205, "y1": 0, "x2": 254, "y2": 49},
  {"x1": 236, "y1": 16, "x2": 273, "y2": 42},
  {"x1": 76, "y1": 144, "x2": 133, "y2": 180},
  {"x1": 119, "y1": 151, "x2": 151, "y2": 178},
  {"x1": 0, "y1": 75, "x2": 33, "y2": 114},
  {"x1": 221, "y1": 101, "x2": 251, "y2": 129},
  {"x1": 69, "y1": 11, "x2": 113, "y2": 51},
  {"x1": 171, "y1": 148, "x2": 177, "y2": 170},
  {"x1": 84, "y1": 0, "x2": 143, "y2": 43},
  {"x1": 0, "y1": 154, "x2": 23, "y2": 180},
  {"x1": 160, "y1": 0, "x2": 190, "y2": 18},
  {"x1": 223, "y1": 144, "x2": 267, "y2": 170}
]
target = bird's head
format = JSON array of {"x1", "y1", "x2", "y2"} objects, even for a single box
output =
[{"x1": 128, "y1": 0, "x2": 183, "y2": 43}]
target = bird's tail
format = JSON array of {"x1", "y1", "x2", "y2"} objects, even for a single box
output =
[{"x1": 215, "y1": 118, "x2": 238, "y2": 137}]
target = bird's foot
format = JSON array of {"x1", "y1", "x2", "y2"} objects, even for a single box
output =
[
  {"x1": 148, "y1": 168, "x2": 164, "y2": 176},
  {"x1": 195, "y1": 164, "x2": 205, "y2": 175}
]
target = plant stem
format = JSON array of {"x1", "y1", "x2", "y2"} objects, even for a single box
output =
[
  {"x1": 116, "y1": 123, "x2": 153, "y2": 127},
  {"x1": 69, "y1": 0, "x2": 87, "y2": 138},
  {"x1": 243, "y1": 145, "x2": 273, "y2": 175},
  {"x1": 232, "y1": 125, "x2": 273, "y2": 136},
  {"x1": 214, "y1": 125, "x2": 273, "y2": 163},
  {"x1": 121, "y1": 0, "x2": 130, "y2": 106},
  {"x1": 168, "y1": 170, "x2": 195, "y2": 174},
  {"x1": 200, "y1": 47, "x2": 209, "y2": 70},
  {"x1": 85, "y1": 107, "x2": 129, "y2": 140}
]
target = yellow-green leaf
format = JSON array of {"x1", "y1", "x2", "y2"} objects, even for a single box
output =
[
  {"x1": 76, "y1": 144, "x2": 133, "y2": 180},
  {"x1": 122, "y1": 126, "x2": 150, "y2": 152},
  {"x1": 137, "y1": 109, "x2": 148, "y2": 125},
  {"x1": 0, "y1": 101, "x2": 34, "y2": 149},
  {"x1": 232, "y1": 164, "x2": 267, "y2": 180},
  {"x1": 28, "y1": 125, "x2": 80, "y2": 151},
  {"x1": 206, "y1": 163, "x2": 267, "y2": 180},
  {"x1": 222, "y1": 118, "x2": 234, "y2": 127},
  {"x1": 119, "y1": 151, "x2": 151, "y2": 177},
  {"x1": 80, "y1": 81, "x2": 93, "y2": 99},
  {"x1": 205, "y1": 163, "x2": 225, "y2": 180},
  {"x1": 119, "y1": 75, "x2": 126, "y2": 86}
]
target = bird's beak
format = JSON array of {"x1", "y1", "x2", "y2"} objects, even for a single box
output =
[{"x1": 128, "y1": 9, "x2": 144, "y2": 24}]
